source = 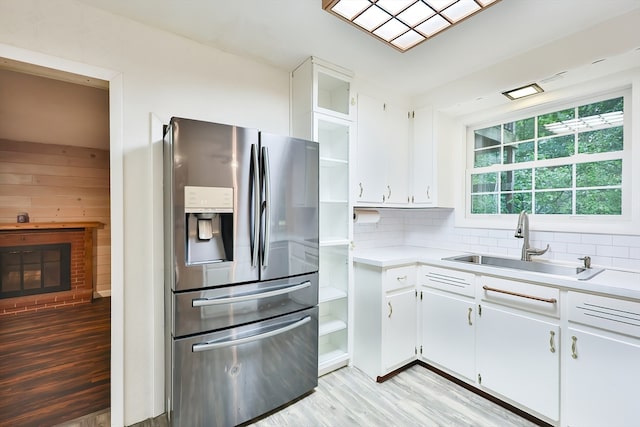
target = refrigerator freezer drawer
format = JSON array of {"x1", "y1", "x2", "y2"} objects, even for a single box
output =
[
  {"x1": 173, "y1": 272, "x2": 318, "y2": 338},
  {"x1": 171, "y1": 306, "x2": 319, "y2": 427}
]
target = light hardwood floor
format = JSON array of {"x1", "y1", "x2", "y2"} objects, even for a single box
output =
[{"x1": 60, "y1": 364, "x2": 541, "y2": 427}]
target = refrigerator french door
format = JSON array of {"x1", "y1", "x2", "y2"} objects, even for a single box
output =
[{"x1": 164, "y1": 118, "x2": 319, "y2": 426}]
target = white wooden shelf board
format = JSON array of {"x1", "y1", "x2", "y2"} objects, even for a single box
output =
[
  {"x1": 319, "y1": 286, "x2": 347, "y2": 303},
  {"x1": 319, "y1": 317, "x2": 347, "y2": 336}
]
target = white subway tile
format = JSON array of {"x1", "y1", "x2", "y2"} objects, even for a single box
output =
[
  {"x1": 582, "y1": 234, "x2": 613, "y2": 245},
  {"x1": 596, "y1": 245, "x2": 629, "y2": 258},
  {"x1": 566, "y1": 243, "x2": 597, "y2": 254},
  {"x1": 612, "y1": 235, "x2": 640, "y2": 247},
  {"x1": 553, "y1": 232, "x2": 582, "y2": 244}
]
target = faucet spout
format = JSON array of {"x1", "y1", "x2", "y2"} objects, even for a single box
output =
[{"x1": 514, "y1": 210, "x2": 549, "y2": 261}]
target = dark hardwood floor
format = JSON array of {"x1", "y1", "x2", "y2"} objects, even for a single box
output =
[{"x1": 0, "y1": 297, "x2": 110, "y2": 427}]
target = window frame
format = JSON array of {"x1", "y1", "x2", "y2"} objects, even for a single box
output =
[{"x1": 457, "y1": 86, "x2": 638, "y2": 235}]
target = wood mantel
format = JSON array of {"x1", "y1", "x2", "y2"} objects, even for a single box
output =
[{"x1": 0, "y1": 222, "x2": 104, "y2": 231}]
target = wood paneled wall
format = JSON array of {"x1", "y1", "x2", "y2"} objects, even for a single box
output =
[{"x1": 0, "y1": 139, "x2": 111, "y2": 295}]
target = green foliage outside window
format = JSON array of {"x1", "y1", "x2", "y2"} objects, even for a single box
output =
[{"x1": 470, "y1": 96, "x2": 624, "y2": 216}]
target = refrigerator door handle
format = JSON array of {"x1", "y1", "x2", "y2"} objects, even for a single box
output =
[
  {"x1": 250, "y1": 144, "x2": 260, "y2": 268},
  {"x1": 192, "y1": 316, "x2": 311, "y2": 352},
  {"x1": 261, "y1": 146, "x2": 271, "y2": 268},
  {"x1": 191, "y1": 280, "x2": 311, "y2": 307}
]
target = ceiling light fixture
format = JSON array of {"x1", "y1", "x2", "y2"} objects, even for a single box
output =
[
  {"x1": 322, "y1": 0, "x2": 501, "y2": 52},
  {"x1": 502, "y1": 83, "x2": 544, "y2": 100}
]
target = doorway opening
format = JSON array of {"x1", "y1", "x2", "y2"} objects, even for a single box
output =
[{"x1": 0, "y1": 56, "x2": 113, "y2": 426}]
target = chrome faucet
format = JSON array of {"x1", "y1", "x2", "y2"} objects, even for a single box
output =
[{"x1": 514, "y1": 210, "x2": 549, "y2": 261}]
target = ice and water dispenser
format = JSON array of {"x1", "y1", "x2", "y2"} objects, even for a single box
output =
[{"x1": 184, "y1": 185, "x2": 234, "y2": 265}]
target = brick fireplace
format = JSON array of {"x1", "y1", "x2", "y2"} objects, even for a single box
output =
[{"x1": 0, "y1": 222, "x2": 102, "y2": 315}]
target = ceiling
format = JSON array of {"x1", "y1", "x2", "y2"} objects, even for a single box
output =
[{"x1": 75, "y1": 0, "x2": 640, "y2": 108}]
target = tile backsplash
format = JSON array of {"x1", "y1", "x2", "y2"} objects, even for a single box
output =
[{"x1": 353, "y1": 209, "x2": 640, "y2": 272}]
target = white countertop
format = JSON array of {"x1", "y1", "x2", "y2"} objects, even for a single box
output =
[{"x1": 353, "y1": 245, "x2": 640, "y2": 301}]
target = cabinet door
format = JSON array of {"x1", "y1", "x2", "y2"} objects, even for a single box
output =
[
  {"x1": 476, "y1": 305, "x2": 560, "y2": 421},
  {"x1": 384, "y1": 102, "x2": 409, "y2": 204},
  {"x1": 565, "y1": 327, "x2": 640, "y2": 427},
  {"x1": 411, "y1": 106, "x2": 434, "y2": 205},
  {"x1": 382, "y1": 289, "x2": 417, "y2": 371},
  {"x1": 355, "y1": 94, "x2": 386, "y2": 203},
  {"x1": 421, "y1": 289, "x2": 475, "y2": 380}
]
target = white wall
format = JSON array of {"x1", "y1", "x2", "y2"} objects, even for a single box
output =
[
  {"x1": 0, "y1": 1, "x2": 290, "y2": 425},
  {"x1": 354, "y1": 209, "x2": 640, "y2": 272}
]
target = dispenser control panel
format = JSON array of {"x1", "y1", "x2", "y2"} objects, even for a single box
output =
[{"x1": 184, "y1": 186, "x2": 233, "y2": 213}]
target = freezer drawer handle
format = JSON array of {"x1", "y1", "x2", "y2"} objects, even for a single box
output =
[
  {"x1": 191, "y1": 281, "x2": 312, "y2": 307},
  {"x1": 192, "y1": 315, "x2": 311, "y2": 352}
]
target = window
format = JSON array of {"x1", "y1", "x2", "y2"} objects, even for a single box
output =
[{"x1": 469, "y1": 95, "x2": 626, "y2": 217}]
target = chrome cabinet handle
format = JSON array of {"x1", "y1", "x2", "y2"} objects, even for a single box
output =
[
  {"x1": 549, "y1": 331, "x2": 556, "y2": 353},
  {"x1": 192, "y1": 316, "x2": 311, "y2": 352},
  {"x1": 387, "y1": 185, "x2": 391, "y2": 200},
  {"x1": 571, "y1": 335, "x2": 578, "y2": 359},
  {"x1": 427, "y1": 185, "x2": 430, "y2": 200},
  {"x1": 192, "y1": 281, "x2": 311, "y2": 307},
  {"x1": 467, "y1": 307, "x2": 473, "y2": 326},
  {"x1": 388, "y1": 302, "x2": 393, "y2": 318},
  {"x1": 396, "y1": 275, "x2": 407, "y2": 281},
  {"x1": 359, "y1": 182, "x2": 363, "y2": 198},
  {"x1": 411, "y1": 195, "x2": 414, "y2": 203}
]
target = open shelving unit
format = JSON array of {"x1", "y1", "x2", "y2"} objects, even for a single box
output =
[{"x1": 291, "y1": 56, "x2": 354, "y2": 376}]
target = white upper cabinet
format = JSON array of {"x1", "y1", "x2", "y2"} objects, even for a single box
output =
[
  {"x1": 355, "y1": 93, "x2": 409, "y2": 205},
  {"x1": 410, "y1": 106, "x2": 436, "y2": 205}
]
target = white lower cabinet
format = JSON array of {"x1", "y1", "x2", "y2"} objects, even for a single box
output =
[
  {"x1": 420, "y1": 265, "x2": 476, "y2": 380},
  {"x1": 476, "y1": 304, "x2": 560, "y2": 422},
  {"x1": 383, "y1": 289, "x2": 418, "y2": 370},
  {"x1": 563, "y1": 291, "x2": 640, "y2": 427},
  {"x1": 353, "y1": 263, "x2": 417, "y2": 380},
  {"x1": 564, "y1": 327, "x2": 640, "y2": 427},
  {"x1": 421, "y1": 289, "x2": 475, "y2": 380}
]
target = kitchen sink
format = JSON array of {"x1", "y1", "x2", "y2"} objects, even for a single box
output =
[{"x1": 443, "y1": 254, "x2": 604, "y2": 280}]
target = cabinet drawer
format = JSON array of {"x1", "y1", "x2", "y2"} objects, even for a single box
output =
[
  {"x1": 420, "y1": 265, "x2": 475, "y2": 297},
  {"x1": 479, "y1": 276, "x2": 560, "y2": 318},
  {"x1": 384, "y1": 265, "x2": 415, "y2": 292},
  {"x1": 568, "y1": 291, "x2": 640, "y2": 338}
]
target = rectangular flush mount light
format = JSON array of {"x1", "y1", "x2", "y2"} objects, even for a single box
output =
[
  {"x1": 502, "y1": 83, "x2": 544, "y2": 100},
  {"x1": 322, "y1": 0, "x2": 501, "y2": 52}
]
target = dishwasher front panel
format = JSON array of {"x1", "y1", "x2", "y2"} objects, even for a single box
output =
[
  {"x1": 173, "y1": 272, "x2": 318, "y2": 338},
  {"x1": 171, "y1": 306, "x2": 318, "y2": 427}
]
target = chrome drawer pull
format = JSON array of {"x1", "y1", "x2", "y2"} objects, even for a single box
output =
[
  {"x1": 571, "y1": 335, "x2": 578, "y2": 359},
  {"x1": 192, "y1": 281, "x2": 311, "y2": 307},
  {"x1": 467, "y1": 307, "x2": 473, "y2": 326},
  {"x1": 482, "y1": 285, "x2": 557, "y2": 304},
  {"x1": 192, "y1": 316, "x2": 310, "y2": 352},
  {"x1": 549, "y1": 331, "x2": 556, "y2": 353}
]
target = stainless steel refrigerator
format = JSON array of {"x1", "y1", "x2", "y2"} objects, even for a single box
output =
[{"x1": 163, "y1": 117, "x2": 319, "y2": 426}]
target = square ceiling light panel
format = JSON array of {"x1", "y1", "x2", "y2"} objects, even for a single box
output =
[{"x1": 323, "y1": 0, "x2": 501, "y2": 52}]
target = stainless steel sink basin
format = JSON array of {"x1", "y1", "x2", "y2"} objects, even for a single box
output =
[{"x1": 443, "y1": 254, "x2": 604, "y2": 280}]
